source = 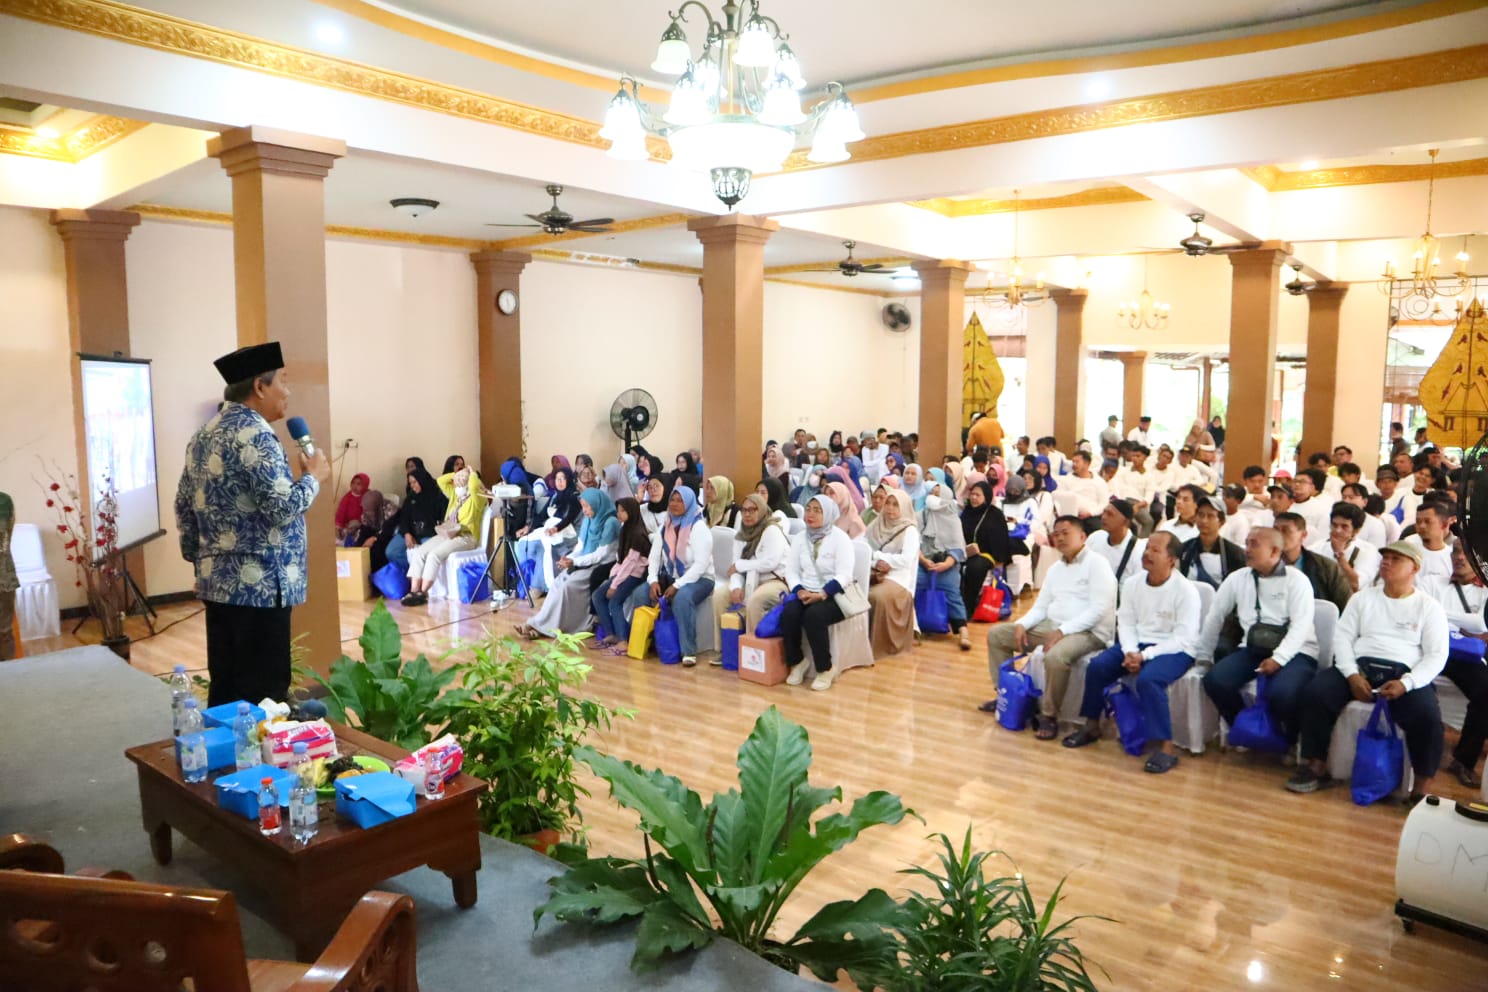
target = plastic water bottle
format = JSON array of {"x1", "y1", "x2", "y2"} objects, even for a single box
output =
[
  {"x1": 178, "y1": 698, "x2": 208, "y2": 784},
  {"x1": 168, "y1": 664, "x2": 191, "y2": 735},
  {"x1": 258, "y1": 777, "x2": 282, "y2": 837},
  {"x1": 233, "y1": 702, "x2": 258, "y2": 770},
  {"x1": 288, "y1": 741, "x2": 319, "y2": 844}
]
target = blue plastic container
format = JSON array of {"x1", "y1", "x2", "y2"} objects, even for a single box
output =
[
  {"x1": 214, "y1": 763, "x2": 296, "y2": 820},
  {"x1": 335, "y1": 771, "x2": 417, "y2": 829},
  {"x1": 175, "y1": 725, "x2": 236, "y2": 772},
  {"x1": 203, "y1": 700, "x2": 267, "y2": 729}
]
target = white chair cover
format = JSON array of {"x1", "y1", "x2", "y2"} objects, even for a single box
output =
[
  {"x1": 12, "y1": 523, "x2": 60, "y2": 640},
  {"x1": 1004, "y1": 554, "x2": 1032, "y2": 597},
  {"x1": 1312, "y1": 599, "x2": 1339, "y2": 670},
  {"x1": 790, "y1": 503, "x2": 806, "y2": 519},
  {"x1": 1169, "y1": 581, "x2": 1220, "y2": 755},
  {"x1": 433, "y1": 503, "x2": 499, "y2": 600},
  {"x1": 1327, "y1": 699, "x2": 1413, "y2": 798},
  {"x1": 804, "y1": 539, "x2": 875, "y2": 678},
  {"x1": 1436, "y1": 675, "x2": 1468, "y2": 731},
  {"x1": 706, "y1": 525, "x2": 737, "y2": 648}
]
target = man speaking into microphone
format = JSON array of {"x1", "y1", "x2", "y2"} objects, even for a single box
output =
[{"x1": 175, "y1": 342, "x2": 330, "y2": 705}]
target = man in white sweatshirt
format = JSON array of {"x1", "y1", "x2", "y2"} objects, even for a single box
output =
[
  {"x1": 1405, "y1": 500, "x2": 1455, "y2": 582},
  {"x1": 1423, "y1": 542, "x2": 1488, "y2": 788},
  {"x1": 1060, "y1": 450, "x2": 1110, "y2": 523},
  {"x1": 1062, "y1": 532, "x2": 1201, "y2": 772},
  {"x1": 1289, "y1": 541, "x2": 1448, "y2": 800},
  {"x1": 984, "y1": 515, "x2": 1117, "y2": 740},
  {"x1": 1309, "y1": 501, "x2": 1381, "y2": 593},
  {"x1": 1197, "y1": 527, "x2": 1320, "y2": 747}
]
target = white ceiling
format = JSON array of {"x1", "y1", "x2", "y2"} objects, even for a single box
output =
[{"x1": 382, "y1": 0, "x2": 1385, "y2": 88}]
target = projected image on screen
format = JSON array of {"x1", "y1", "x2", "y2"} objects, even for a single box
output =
[{"x1": 79, "y1": 356, "x2": 162, "y2": 556}]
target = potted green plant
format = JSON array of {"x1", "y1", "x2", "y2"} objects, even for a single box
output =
[
  {"x1": 863, "y1": 828, "x2": 1108, "y2": 992},
  {"x1": 535, "y1": 706, "x2": 916, "y2": 985},
  {"x1": 437, "y1": 630, "x2": 629, "y2": 852}
]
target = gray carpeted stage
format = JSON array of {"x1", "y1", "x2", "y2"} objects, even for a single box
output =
[{"x1": 0, "y1": 646, "x2": 816, "y2": 990}]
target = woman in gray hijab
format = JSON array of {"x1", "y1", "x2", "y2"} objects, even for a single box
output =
[{"x1": 916, "y1": 478, "x2": 972, "y2": 651}]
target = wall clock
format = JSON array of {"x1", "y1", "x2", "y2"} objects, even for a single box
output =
[{"x1": 496, "y1": 289, "x2": 518, "y2": 315}]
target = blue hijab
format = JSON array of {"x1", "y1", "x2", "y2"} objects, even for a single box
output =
[
  {"x1": 576, "y1": 488, "x2": 619, "y2": 555},
  {"x1": 1033, "y1": 455, "x2": 1059, "y2": 492},
  {"x1": 500, "y1": 457, "x2": 535, "y2": 489},
  {"x1": 903, "y1": 463, "x2": 930, "y2": 512},
  {"x1": 664, "y1": 485, "x2": 705, "y2": 574}
]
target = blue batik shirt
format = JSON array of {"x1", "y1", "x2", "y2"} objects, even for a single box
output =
[{"x1": 174, "y1": 403, "x2": 320, "y2": 608}]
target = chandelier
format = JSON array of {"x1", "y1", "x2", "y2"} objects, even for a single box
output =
[
  {"x1": 600, "y1": 1, "x2": 865, "y2": 208},
  {"x1": 978, "y1": 190, "x2": 1047, "y2": 309},
  {"x1": 1380, "y1": 148, "x2": 1471, "y2": 318},
  {"x1": 1118, "y1": 256, "x2": 1170, "y2": 328}
]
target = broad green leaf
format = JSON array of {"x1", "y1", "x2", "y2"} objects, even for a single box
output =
[
  {"x1": 786, "y1": 889, "x2": 904, "y2": 985},
  {"x1": 358, "y1": 601, "x2": 403, "y2": 672},
  {"x1": 767, "y1": 791, "x2": 915, "y2": 892},
  {"x1": 735, "y1": 706, "x2": 812, "y2": 885},
  {"x1": 577, "y1": 747, "x2": 712, "y2": 879},
  {"x1": 533, "y1": 884, "x2": 655, "y2": 926},
  {"x1": 646, "y1": 852, "x2": 711, "y2": 929},
  {"x1": 325, "y1": 657, "x2": 376, "y2": 725},
  {"x1": 707, "y1": 789, "x2": 749, "y2": 883},
  {"x1": 631, "y1": 899, "x2": 714, "y2": 971}
]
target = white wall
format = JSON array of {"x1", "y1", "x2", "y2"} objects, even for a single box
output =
[{"x1": 0, "y1": 206, "x2": 84, "y2": 608}]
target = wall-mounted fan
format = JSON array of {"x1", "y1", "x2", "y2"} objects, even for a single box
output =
[
  {"x1": 485, "y1": 184, "x2": 614, "y2": 235},
  {"x1": 881, "y1": 302, "x2": 912, "y2": 331},
  {"x1": 610, "y1": 388, "x2": 658, "y2": 452}
]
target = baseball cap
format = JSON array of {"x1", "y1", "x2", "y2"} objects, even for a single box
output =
[{"x1": 1381, "y1": 540, "x2": 1423, "y2": 567}]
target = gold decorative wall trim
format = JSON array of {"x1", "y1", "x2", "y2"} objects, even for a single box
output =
[
  {"x1": 0, "y1": 113, "x2": 146, "y2": 161},
  {"x1": 1247, "y1": 157, "x2": 1488, "y2": 191},
  {"x1": 765, "y1": 276, "x2": 910, "y2": 299},
  {"x1": 782, "y1": 43, "x2": 1488, "y2": 172},
  {"x1": 907, "y1": 186, "x2": 1148, "y2": 217},
  {"x1": 764, "y1": 256, "x2": 913, "y2": 276},
  {"x1": 489, "y1": 212, "x2": 693, "y2": 250},
  {"x1": 128, "y1": 202, "x2": 501, "y2": 250}
]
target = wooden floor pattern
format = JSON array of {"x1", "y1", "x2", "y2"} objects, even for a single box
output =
[{"x1": 32, "y1": 595, "x2": 1488, "y2": 991}]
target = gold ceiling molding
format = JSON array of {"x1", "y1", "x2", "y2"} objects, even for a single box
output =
[
  {"x1": 764, "y1": 256, "x2": 913, "y2": 276},
  {"x1": 127, "y1": 202, "x2": 502, "y2": 250},
  {"x1": 765, "y1": 276, "x2": 909, "y2": 299},
  {"x1": 1247, "y1": 157, "x2": 1488, "y2": 192},
  {"x1": 488, "y1": 212, "x2": 693, "y2": 251},
  {"x1": 782, "y1": 43, "x2": 1488, "y2": 172},
  {"x1": 907, "y1": 186, "x2": 1148, "y2": 217},
  {"x1": 851, "y1": 0, "x2": 1488, "y2": 103},
  {"x1": 0, "y1": 113, "x2": 146, "y2": 161},
  {"x1": 528, "y1": 248, "x2": 700, "y2": 277}
]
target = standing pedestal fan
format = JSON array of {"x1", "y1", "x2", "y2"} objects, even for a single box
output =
[{"x1": 610, "y1": 388, "x2": 658, "y2": 452}]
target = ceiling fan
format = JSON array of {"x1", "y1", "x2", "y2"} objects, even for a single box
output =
[
  {"x1": 808, "y1": 241, "x2": 890, "y2": 278},
  {"x1": 1285, "y1": 263, "x2": 1315, "y2": 296},
  {"x1": 1168, "y1": 212, "x2": 1259, "y2": 257},
  {"x1": 484, "y1": 184, "x2": 614, "y2": 235}
]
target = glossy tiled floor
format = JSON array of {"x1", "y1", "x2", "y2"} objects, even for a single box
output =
[{"x1": 35, "y1": 594, "x2": 1488, "y2": 991}]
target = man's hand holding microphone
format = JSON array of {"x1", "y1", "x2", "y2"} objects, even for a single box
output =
[{"x1": 287, "y1": 416, "x2": 332, "y2": 483}]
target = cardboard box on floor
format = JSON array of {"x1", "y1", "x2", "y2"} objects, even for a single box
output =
[
  {"x1": 738, "y1": 634, "x2": 787, "y2": 686},
  {"x1": 335, "y1": 546, "x2": 373, "y2": 601}
]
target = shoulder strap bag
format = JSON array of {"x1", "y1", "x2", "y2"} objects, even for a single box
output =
[{"x1": 1245, "y1": 567, "x2": 1290, "y2": 655}]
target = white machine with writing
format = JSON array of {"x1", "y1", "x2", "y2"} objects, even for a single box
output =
[{"x1": 1396, "y1": 795, "x2": 1488, "y2": 941}]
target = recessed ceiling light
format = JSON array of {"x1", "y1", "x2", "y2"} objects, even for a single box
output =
[
  {"x1": 34, "y1": 126, "x2": 59, "y2": 140},
  {"x1": 1084, "y1": 79, "x2": 1111, "y2": 101},
  {"x1": 313, "y1": 22, "x2": 346, "y2": 46},
  {"x1": 1300, "y1": 159, "x2": 1319, "y2": 170}
]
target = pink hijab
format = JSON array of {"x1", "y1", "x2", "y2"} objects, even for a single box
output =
[
  {"x1": 881, "y1": 475, "x2": 904, "y2": 490},
  {"x1": 824, "y1": 482, "x2": 866, "y2": 540},
  {"x1": 823, "y1": 466, "x2": 865, "y2": 511}
]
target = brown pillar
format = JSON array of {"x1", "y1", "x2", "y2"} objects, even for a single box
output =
[
  {"x1": 1200, "y1": 357, "x2": 1213, "y2": 423},
  {"x1": 1119, "y1": 352, "x2": 1148, "y2": 438},
  {"x1": 208, "y1": 126, "x2": 345, "y2": 676},
  {"x1": 50, "y1": 209, "x2": 147, "y2": 594},
  {"x1": 1226, "y1": 243, "x2": 1291, "y2": 472},
  {"x1": 1299, "y1": 282, "x2": 1350, "y2": 462},
  {"x1": 912, "y1": 260, "x2": 976, "y2": 461},
  {"x1": 688, "y1": 214, "x2": 778, "y2": 491},
  {"x1": 470, "y1": 251, "x2": 532, "y2": 476},
  {"x1": 1050, "y1": 289, "x2": 1088, "y2": 452}
]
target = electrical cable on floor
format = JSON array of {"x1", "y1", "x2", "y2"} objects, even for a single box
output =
[{"x1": 136, "y1": 606, "x2": 206, "y2": 641}]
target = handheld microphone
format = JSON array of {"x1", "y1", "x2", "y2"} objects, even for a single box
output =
[{"x1": 286, "y1": 416, "x2": 316, "y2": 458}]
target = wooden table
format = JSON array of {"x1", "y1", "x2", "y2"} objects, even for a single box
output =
[{"x1": 125, "y1": 722, "x2": 485, "y2": 960}]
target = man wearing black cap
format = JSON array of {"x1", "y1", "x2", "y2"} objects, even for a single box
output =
[
  {"x1": 1126, "y1": 415, "x2": 1153, "y2": 448},
  {"x1": 174, "y1": 343, "x2": 330, "y2": 706}
]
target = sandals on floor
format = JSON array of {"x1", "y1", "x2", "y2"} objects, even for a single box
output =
[
  {"x1": 1034, "y1": 716, "x2": 1058, "y2": 740},
  {"x1": 1144, "y1": 752, "x2": 1180, "y2": 774},
  {"x1": 1450, "y1": 760, "x2": 1483, "y2": 789}
]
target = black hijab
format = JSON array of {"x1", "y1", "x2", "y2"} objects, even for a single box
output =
[
  {"x1": 676, "y1": 451, "x2": 699, "y2": 475},
  {"x1": 615, "y1": 497, "x2": 652, "y2": 559},
  {"x1": 961, "y1": 481, "x2": 1011, "y2": 562},
  {"x1": 646, "y1": 472, "x2": 675, "y2": 514},
  {"x1": 402, "y1": 467, "x2": 443, "y2": 540},
  {"x1": 549, "y1": 466, "x2": 580, "y2": 522},
  {"x1": 759, "y1": 477, "x2": 796, "y2": 518}
]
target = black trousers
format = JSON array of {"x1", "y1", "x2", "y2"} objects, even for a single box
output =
[
  {"x1": 778, "y1": 596, "x2": 845, "y2": 672},
  {"x1": 1201, "y1": 647, "x2": 1317, "y2": 741},
  {"x1": 1299, "y1": 666, "x2": 1444, "y2": 778},
  {"x1": 204, "y1": 601, "x2": 293, "y2": 706},
  {"x1": 961, "y1": 555, "x2": 994, "y2": 610},
  {"x1": 1445, "y1": 657, "x2": 1488, "y2": 767}
]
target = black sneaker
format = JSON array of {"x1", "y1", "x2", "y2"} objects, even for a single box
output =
[{"x1": 1284, "y1": 768, "x2": 1334, "y2": 794}]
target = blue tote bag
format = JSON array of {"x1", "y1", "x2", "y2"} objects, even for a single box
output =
[
  {"x1": 371, "y1": 562, "x2": 410, "y2": 601},
  {"x1": 1103, "y1": 681, "x2": 1147, "y2": 756},
  {"x1": 994, "y1": 570, "x2": 1015, "y2": 621},
  {"x1": 1227, "y1": 674, "x2": 1290, "y2": 753},
  {"x1": 456, "y1": 559, "x2": 491, "y2": 603},
  {"x1": 915, "y1": 583, "x2": 950, "y2": 634},
  {"x1": 653, "y1": 598, "x2": 683, "y2": 665},
  {"x1": 1352, "y1": 698, "x2": 1404, "y2": 806},
  {"x1": 719, "y1": 606, "x2": 744, "y2": 671},
  {"x1": 996, "y1": 658, "x2": 1041, "y2": 731},
  {"x1": 754, "y1": 594, "x2": 788, "y2": 639}
]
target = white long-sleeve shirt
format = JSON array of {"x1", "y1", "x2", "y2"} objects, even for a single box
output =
[
  {"x1": 647, "y1": 523, "x2": 714, "y2": 588},
  {"x1": 1060, "y1": 474, "x2": 1110, "y2": 517},
  {"x1": 870, "y1": 526, "x2": 921, "y2": 593},
  {"x1": 1019, "y1": 546, "x2": 1118, "y2": 642},
  {"x1": 1355, "y1": 513, "x2": 1388, "y2": 549},
  {"x1": 785, "y1": 527, "x2": 856, "y2": 594},
  {"x1": 1197, "y1": 564, "x2": 1319, "y2": 664},
  {"x1": 1423, "y1": 576, "x2": 1488, "y2": 636},
  {"x1": 728, "y1": 525, "x2": 790, "y2": 595},
  {"x1": 1384, "y1": 489, "x2": 1422, "y2": 527},
  {"x1": 861, "y1": 445, "x2": 888, "y2": 485},
  {"x1": 1086, "y1": 529, "x2": 1145, "y2": 584},
  {"x1": 1118, "y1": 570, "x2": 1202, "y2": 659},
  {"x1": 1308, "y1": 538, "x2": 1380, "y2": 590},
  {"x1": 1111, "y1": 467, "x2": 1159, "y2": 507},
  {"x1": 1333, "y1": 586, "x2": 1449, "y2": 692},
  {"x1": 1290, "y1": 495, "x2": 1334, "y2": 542},
  {"x1": 1404, "y1": 536, "x2": 1453, "y2": 583}
]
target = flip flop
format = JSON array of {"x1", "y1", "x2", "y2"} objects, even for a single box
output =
[
  {"x1": 1144, "y1": 752, "x2": 1180, "y2": 774},
  {"x1": 1034, "y1": 716, "x2": 1058, "y2": 740}
]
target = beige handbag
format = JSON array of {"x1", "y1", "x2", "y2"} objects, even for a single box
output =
[{"x1": 834, "y1": 582, "x2": 870, "y2": 618}]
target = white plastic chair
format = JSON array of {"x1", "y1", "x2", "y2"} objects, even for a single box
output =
[
  {"x1": 12, "y1": 523, "x2": 60, "y2": 639},
  {"x1": 785, "y1": 517, "x2": 805, "y2": 538},
  {"x1": 1052, "y1": 490, "x2": 1079, "y2": 517},
  {"x1": 1312, "y1": 599, "x2": 1339, "y2": 670},
  {"x1": 789, "y1": 468, "x2": 804, "y2": 488},
  {"x1": 790, "y1": 503, "x2": 806, "y2": 519},
  {"x1": 706, "y1": 525, "x2": 737, "y2": 648},
  {"x1": 434, "y1": 502, "x2": 498, "y2": 601},
  {"x1": 804, "y1": 539, "x2": 875, "y2": 679}
]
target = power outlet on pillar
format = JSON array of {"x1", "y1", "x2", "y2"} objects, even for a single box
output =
[{"x1": 344, "y1": 438, "x2": 358, "y2": 450}]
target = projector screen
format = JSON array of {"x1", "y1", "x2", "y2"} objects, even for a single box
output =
[{"x1": 79, "y1": 355, "x2": 162, "y2": 556}]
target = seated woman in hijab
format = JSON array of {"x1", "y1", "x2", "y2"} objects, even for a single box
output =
[
  {"x1": 340, "y1": 481, "x2": 385, "y2": 547},
  {"x1": 519, "y1": 489, "x2": 619, "y2": 639},
  {"x1": 861, "y1": 483, "x2": 888, "y2": 527},
  {"x1": 542, "y1": 455, "x2": 572, "y2": 493},
  {"x1": 918, "y1": 476, "x2": 973, "y2": 650},
  {"x1": 901, "y1": 463, "x2": 930, "y2": 512},
  {"x1": 514, "y1": 465, "x2": 580, "y2": 594},
  {"x1": 959, "y1": 479, "x2": 1015, "y2": 610},
  {"x1": 704, "y1": 476, "x2": 740, "y2": 528},
  {"x1": 602, "y1": 462, "x2": 634, "y2": 504},
  {"x1": 791, "y1": 464, "x2": 827, "y2": 506},
  {"x1": 762, "y1": 443, "x2": 792, "y2": 488},
  {"x1": 825, "y1": 481, "x2": 866, "y2": 540},
  {"x1": 756, "y1": 477, "x2": 798, "y2": 523},
  {"x1": 590, "y1": 497, "x2": 652, "y2": 651},
  {"x1": 626, "y1": 485, "x2": 715, "y2": 666},
  {"x1": 402, "y1": 465, "x2": 487, "y2": 607},
  {"x1": 576, "y1": 463, "x2": 599, "y2": 491},
  {"x1": 999, "y1": 473, "x2": 1042, "y2": 547},
  {"x1": 1032, "y1": 455, "x2": 1059, "y2": 494},
  {"x1": 711, "y1": 493, "x2": 790, "y2": 641},
  {"x1": 780, "y1": 494, "x2": 859, "y2": 691},
  {"x1": 390, "y1": 465, "x2": 443, "y2": 567},
  {"x1": 824, "y1": 465, "x2": 866, "y2": 511},
  {"x1": 640, "y1": 474, "x2": 672, "y2": 534},
  {"x1": 335, "y1": 473, "x2": 371, "y2": 541},
  {"x1": 619, "y1": 452, "x2": 641, "y2": 491},
  {"x1": 866, "y1": 488, "x2": 919, "y2": 658}
]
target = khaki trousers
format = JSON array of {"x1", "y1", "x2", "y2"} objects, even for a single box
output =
[
  {"x1": 711, "y1": 578, "x2": 789, "y2": 639},
  {"x1": 986, "y1": 620, "x2": 1106, "y2": 717}
]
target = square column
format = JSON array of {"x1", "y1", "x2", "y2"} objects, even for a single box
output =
[
  {"x1": 688, "y1": 214, "x2": 778, "y2": 490},
  {"x1": 1119, "y1": 352, "x2": 1147, "y2": 440},
  {"x1": 208, "y1": 126, "x2": 345, "y2": 676},
  {"x1": 470, "y1": 250, "x2": 532, "y2": 476},
  {"x1": 1226, "y1": 243, "x2": 1290, "y2": 472},
  {"x1": 1299, "y1": 283, "x2": 1350, "y2": 460},
  {"x1": 912, "y1": 260, "x2": 977, "y2": 462},
  {"x1": 1049, "y1": 289, "x2": 1088, "y2": 451}
]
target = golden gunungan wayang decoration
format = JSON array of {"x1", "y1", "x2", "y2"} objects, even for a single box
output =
[
  {"x1": 962, "y1": 312, "x2": 1004, "y2": 429},
  {"x1": 1418, "y1": 299, "x2": 1488, "y2": 449}
]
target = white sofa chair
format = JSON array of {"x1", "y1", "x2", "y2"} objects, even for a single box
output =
[{"x1": 13, "y1": 523, "x2": 60, "y2": 640}]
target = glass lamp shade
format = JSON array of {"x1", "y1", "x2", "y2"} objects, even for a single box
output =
[
  {"x1": 806, "y1": 138, "x2": 848, "y2": 164},
  {"x1": 774, "y1": 43, "x2": 805, "y2": 90},
  {"x1": 695, "y1": 51, "x2": 722, "y2": 98},
  {"x1": 664, "y1": 71, "x2": 711, "y2": 126},
  {"x1": 599, "y1": 89, "x2": 644, "y2": 141},
  {"x1": 605, "y1": 131, "x2": 650, "y2": 161},
  {"x1": 758, "y1": 76, "x2": 806, "y2": 126},
  {"x1": 667, "y1": 117, "x2": 795, "y2": 174},
  {"x1": 823, "y1": 96, "x2": 865, "y2": 144},
  {"x1": 710, "y1": 167, "x2": 751, "y2": 208},
  {"x1": 734, "y1": 17, "x2": 777, "y2": 67},
  {"x1": 651, "y1": 22, "x2": 691, "y2": 75}
]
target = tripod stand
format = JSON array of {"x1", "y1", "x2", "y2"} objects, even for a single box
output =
[{"x1": 472, "y1": 498, "x2": 535, "y2": 610}]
